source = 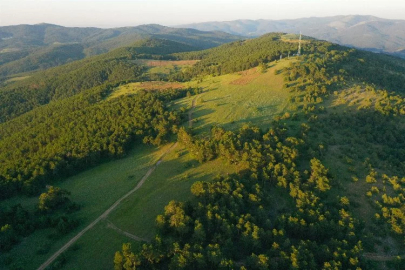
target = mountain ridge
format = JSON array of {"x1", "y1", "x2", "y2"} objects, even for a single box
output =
[
  {"x1": 178, "y1": 15, "x2": 405, "y2": 58},
  {"x1": 0, "y1": 24, "x2": 242, "y2": 77}
]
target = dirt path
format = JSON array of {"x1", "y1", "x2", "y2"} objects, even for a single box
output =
[
  {"x1": 106, "y1": 220, "x2": 150, "y2": 243},
  {"x1": 37, "y1": 142, "x2": 178, "y2": 270},
  {"x1": 188, "y1": 96, "x2": 198, "y2": 128},
  {"x1": 363, "y1": 252, "x2": 405, "y2": 262}
]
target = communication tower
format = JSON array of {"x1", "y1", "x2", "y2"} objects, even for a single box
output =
[{"x1": 297, "y1": 31, "x2": 302, "y2": 56}]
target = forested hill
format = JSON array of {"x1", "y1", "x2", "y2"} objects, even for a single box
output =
[
  {"x1": 0, "y1": 24, "x2": 242, "y2": 76},
  {"x1": 1, "y1": 32, "x2": 405, "y2": 269},
  {"x1": 112, "y1": 34, "x2": 405, "y2": 269},
  {"x1": 0, "y1": 43, "x2": 86, "y2": 77},
  {"x1": 170, "y1": 33, "x2": 405, "y2": 90},
  {"x1": 169, "y1": 33, "x2": 311, "y2": 79},
  {"x1": 0, "y1": 38, "x2": 196, "y2": 122}
]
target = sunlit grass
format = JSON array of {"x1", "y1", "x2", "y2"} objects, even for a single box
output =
[{"x1": 173, "y1": 60, "x2": 294, "y2": 134}]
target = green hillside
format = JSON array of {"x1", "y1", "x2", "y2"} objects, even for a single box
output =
[
  {"x1": 0, "y1": 44, "x2": 85, "y2": 77},
  {"x1": 111, "y1": 35, "x2": 405, "y2": 269},
  {"x1": 0, "y1": 38, "x2": 199, "y2": 122},
  {"x1": 1, "y1": 33, "x2": 405, "y2": 269}
]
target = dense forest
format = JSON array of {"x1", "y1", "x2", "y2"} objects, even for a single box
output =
[{"x1": 0, "y1": 86, "x2": 201, "y2": 199}]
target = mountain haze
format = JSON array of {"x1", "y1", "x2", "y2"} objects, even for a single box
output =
[
  {"x1": 0, "y1": 24, "x2": 242, "y2": 77},
  {"x1": 179, "y1": 15, "x2": 405, "y2": 58}
]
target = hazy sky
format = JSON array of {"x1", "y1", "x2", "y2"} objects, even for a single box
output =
[{"x1": 1, "y1": 0, "x2": 404, "y2": 28}]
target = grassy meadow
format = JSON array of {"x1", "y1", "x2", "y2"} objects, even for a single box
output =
[
  {"x1": 173, "y1": 59, "x2": 294, "y2": 134},
  {"x1": 0, "y1": 144, "x2": 167, "y2": 269}
]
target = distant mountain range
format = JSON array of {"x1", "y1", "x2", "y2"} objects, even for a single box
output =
[
  {"x1": 2, "y1": 15, "x2": 405, "y2": 78},
  {"x1": 0, "y1": 24, "x2": 242, "y2": 76},
  {"x1": 0, "y1": 23, "x2": 241, "y2": 52},
  {"x1": 179, "y1": 15, "x2": 405, "y2": 58}
]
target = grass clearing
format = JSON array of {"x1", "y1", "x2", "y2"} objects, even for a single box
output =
[
  {"x1": 58, "y1": 144, "x2": 238, "y2": 269},
  {"x1": 1, "y1": 142, "x2": 237, "y2": 269},
  {"x1": 4, "y1": 76, "x2": 31, "y2": 83},
  {"x1": 109, "y1": 81, "x2": 186, "y2": 99},
  {"x1": 0, "y1": 48, "x2": 20, "y2": 53},
  {"x1": 56, "y1": 221, "x2": 142, "y2": 270},
  {"x1": 134, "y1": 59, "x2": 198, "y2": 78},
  {"x1": 172, "y1": 60, "x2": 294, "y2": 134},
  {"x1": 281, "y1": 34, "x2": 311, "y2": 44},
  {"x1": 134, "y1": 59, "x2": 198, "y2": 67},
  {"x1": 109, "y1": 144, "x2": 238, "y2": 238},
  {"x1": 0, "y1": 144, "x2": 169, "y2": 269}
]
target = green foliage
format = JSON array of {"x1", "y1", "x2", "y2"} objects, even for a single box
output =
[
  {"x1": 2, "y1": 30, "x2": 405, "y2": 267},
  {"x1": 38, "y1": 186, "x2": 71, "y2": 212},
  {"x1": 368, "y1": 174, "x2": 405, "y2": 239},
  {"x1": 0, "y1": 186, "x2": 79, "y2": 251},
  {"x1": 0, "y1": 224, "x2": 18, "y2": 252},
  {"x1": 120, "y1": 125, "x2": 364, "y2": 268},
  {"x1": 308, "y1": 158, "x2": 331, "y2": 192},
  {"x1": 114, "y1": 243, "x2": 140, "y2": 270}
]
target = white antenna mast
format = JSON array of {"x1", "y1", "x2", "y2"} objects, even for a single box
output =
[{"x1": 297, "y1": 31, "x2": 302, "y2": 56}]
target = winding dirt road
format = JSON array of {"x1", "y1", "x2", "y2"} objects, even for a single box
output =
[
  {"x1": 188, "y1": 96, "x2": 198, "y2": 128},
  {"x1": 106, "y1": 220, "x2": 150, "y2": 243},
  {"x1": 37, "y1": 142, "x2": 178, "y2": 270},
  {"x1": 362, "y1": 252, "x2": 405, "y2": 262}
]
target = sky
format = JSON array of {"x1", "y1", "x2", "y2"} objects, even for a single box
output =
[{"x1": 1, "y1": 0, "x2": 405, "y2": 28}]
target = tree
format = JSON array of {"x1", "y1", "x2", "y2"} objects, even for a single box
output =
[
  {"x1": 114, "y1": 243, "x2": 140, "y2": 270},
  {"x1": 38, "y1": 186, "x2": 71, "y2": 212},
  {"x1": 308, "y1": 158, "x2": 331, "y2": 192},
  {"x1": 114, "y1": 251, "x2": 124, "y2": 270}
]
